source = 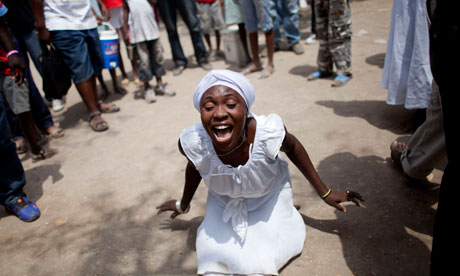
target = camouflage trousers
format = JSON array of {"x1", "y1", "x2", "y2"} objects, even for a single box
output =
[{"x1": 314, "y1": 0, "x2": 352, "y2": 75}]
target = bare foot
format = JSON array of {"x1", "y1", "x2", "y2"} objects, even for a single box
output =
[
  {"x1": 45, "y1": 126, "x2": 64, "y2": 138},
  {"x1": 241, "y1": 63, "x2": 263, "y2": 75},
  {"x1": 258, "y1": 65, "x2": 274, "y2": 79}
]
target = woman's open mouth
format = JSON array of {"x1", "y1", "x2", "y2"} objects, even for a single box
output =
[{"x1": 212, "y1": 125, "x2": 233, "y2": 143}]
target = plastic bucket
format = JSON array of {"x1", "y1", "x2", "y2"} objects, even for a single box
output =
[{"x1": 98, "y1": 23, "x2": 119, "y2": 69}]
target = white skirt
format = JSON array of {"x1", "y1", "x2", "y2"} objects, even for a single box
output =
[{"x1": 196, "y1": 184, "x2": 306, "y2": 275}]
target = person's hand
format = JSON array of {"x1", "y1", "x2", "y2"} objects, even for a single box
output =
[
  {"x1": 7, "y1": 53, "x2": 25, "y2": 85},
  {"x1": 156, "y1": 199, "x2": 181, "y2": 219},
  {"x1": 323, "y1": 190, "x2": 364, "y2": 212},
  {"x1": 37, "y1": 27, "x2": 51, "y2": 44}
]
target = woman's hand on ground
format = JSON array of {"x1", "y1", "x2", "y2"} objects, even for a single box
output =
[
  {"x1": 156, "y1": 199, "x2": 180, "y2": 219},
  {"x1": 323, "y1": 190, "x2": 364, "y2": 212}
]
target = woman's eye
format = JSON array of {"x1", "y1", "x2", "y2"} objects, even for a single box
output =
[
  {"x1": 227, "y1": 103, "x2": 236, "y2": 108},
  {"x1": 204, "y1": 106, "x2": 214, "y2": 111}
]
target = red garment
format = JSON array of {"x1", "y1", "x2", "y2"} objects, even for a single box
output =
[
  {"x1": 101, "y1": 0, "x2": 123, "y2": 9},
  {"x1": 196, "y1": 0, "x2": 216, "y2": 3}
]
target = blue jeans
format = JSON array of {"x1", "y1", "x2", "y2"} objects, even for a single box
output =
[
  {"x1": 157, "y1": 0, "x2": 207, "y2": 66},
  {"x1": 0, "y1": 91, "x2": 26, "y2": 206},
  {"x1": 272, "y1": 0, "x2": 301, "y2": 46}
]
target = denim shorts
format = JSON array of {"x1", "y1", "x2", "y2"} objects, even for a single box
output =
[
  {"x1": 51, "y1": 28, "x2": 103, "y2": 85},
  {"x1": 239, "y1": 0, "x2": 274, "y2": 33}
]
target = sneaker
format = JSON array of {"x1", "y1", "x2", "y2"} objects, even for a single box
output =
[
  {"x1": 155, "y1": 86, "x2": 176, "y2": 97},
  {"x1": 305, "y1": 33, "x2": 316, "y2": 45},
  {"x1": 199, "y1": 61, "x2": 212, "y2": 71},
  {"x1": 5, "y1": 196, "x2": 40, "y2": 222},
  {"x1": 172, "y1": 65, "x2": 185, "y2": 76},
  {"x1": 52, "y1": 98, "x2": 65, "y2": 112},
  {"x1": 144, "y1": 88, "x2": 157, "y2": 103},
  {"x1": 291, "y1": 43, "x2": 304, "y2": 55}
]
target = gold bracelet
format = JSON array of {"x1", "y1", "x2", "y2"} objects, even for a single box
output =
[{"x1": 320, "y1": 189, "x2": 332, "y2": 199}]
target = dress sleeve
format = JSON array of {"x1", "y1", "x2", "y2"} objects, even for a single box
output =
[
  {"x1": 179, "y1": 124, "x2": 209, "y2": 170},
  {"x1": 260, "y1": 114, "x2": 286, "y2": 161}
]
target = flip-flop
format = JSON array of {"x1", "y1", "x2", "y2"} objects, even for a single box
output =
[
  {"x1": 45, "y1": 126, "x2": 65, "y2": 138},
  {"x1": 331, "y1": 74, "x2": 352, "y2": 87},
  {"x1": 307, "y1": 70, "x2": 332, "y2": 81},
  {"x1": 98, "y1": 103, "x2": 120, "y2": 113}
]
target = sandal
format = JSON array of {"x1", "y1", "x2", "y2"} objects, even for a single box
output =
[
  {"x1": 307, "y1": 70, "x2": 332, "y2": 81},
  {"x1": 31, "y1": 136, "x2": 57, "y2": 161},
  {"x1": 44, "y1": 126, "x2": 65, "y2": 138},
  {"x1": 89, "y1": 112, "x2": 109, "y2": 132},
  {"x1": 97, "y1": 102, "x2": 120, "y2": 113},
  {"x1": 331, "y1": 74, "x2": 352, "y2": 87},
  {"x1": 31, "y1": 147, "x2": 57, "y2": 161},
  {"x1": 13, "y1": 137, "x2": 28, "y2": 154}
]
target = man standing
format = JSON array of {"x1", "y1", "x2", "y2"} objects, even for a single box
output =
[
  {"x1": 307, "y1": 0, "x2": 352, "y2": 87},
  {"x1": 0, "y1": 1, "x2": 40, "y2": 222},
  {"x1": 31, "y1": 0, "x2": 120, "y2": 132},
  {"x1": 156, "y1": 0, "x2": 212, "y2": 76}
]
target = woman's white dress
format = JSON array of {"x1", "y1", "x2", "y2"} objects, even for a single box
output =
[{"x1": 180, "y1": 113, "x2": 306, "y2": 276}]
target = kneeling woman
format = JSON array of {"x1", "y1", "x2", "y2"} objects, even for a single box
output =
[{"x1": 157, "y1": 70, "x2": 363, "y2": 276}]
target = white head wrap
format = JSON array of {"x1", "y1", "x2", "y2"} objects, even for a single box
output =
[{"x1": 193, "y1": 69, "x2": 255, "y2": 112}]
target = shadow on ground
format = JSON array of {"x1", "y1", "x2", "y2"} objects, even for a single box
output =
[
  {"x1": 316, "y1": 100, "x2": 418, "y2": 134},
  {"x1": 297, "y1": 151, "x2": 438, "y2": 276}
]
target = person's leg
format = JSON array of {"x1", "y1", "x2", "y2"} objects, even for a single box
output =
[
  {"x1": 22, "y1": 30, "x2": 44, "y2": 77},
  {"x1": 2, "y1": 76, "x2": 56, "y2": 159},
  {"x1": 280, "y1": 0, "x2": 301, "y2": 47},
  {"x1": 329, "y1": 38, "x2": 352, "y2": 76},
  {"x1": 0, "y1": 91, "x2": 40, "y2": 222},
  {"x1": 50, "y1": 29, "x2": 109, "y2": 131},
  {"x1": 429, "y1": 7, "x2": 460, "y2": 273},
  {"x1": 108, "y1": 68, "x2": 127, "y2": 95},
  {"x1": 397, "y1": 81, "x2": 447, "y2": 180},
  {"x1": 262, "y1": 29, "x2": 275, "y2": 77},
  {"x1": 149, "y1": 39, "x2": 175, "y2": 97},
  {"x1": 308, "y1": 0, "x2": 332, "y2": 80},
  {"x1": 96, "y1": 73, "x2": 110, "y2": 101},
  {"x1": 176, "y1": 0, "x2": 209, "y2": 66},
  {"x1": 157, "y1": 0, "x2": 188, "y2": 68},
  {"x1": 240, "y1": 0, "x2": 264, "y2": 74},
  {"x1": 135, "y1": 41, "x2": 156, "y2": 103},
  {"x1": 271, "y1": 0, "x2": 282, "y2": 49},
  {"x1": 238, "y1": 23, "x2": 252, "y2": 62}
]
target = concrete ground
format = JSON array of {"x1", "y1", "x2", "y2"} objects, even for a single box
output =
[{"x1": 0, "y1": 0, "x2": 441, "y2": 275}]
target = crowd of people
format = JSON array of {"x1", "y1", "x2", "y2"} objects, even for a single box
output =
[{"x1": 0, "y1": 0, "x2": 455, "y2": 275}]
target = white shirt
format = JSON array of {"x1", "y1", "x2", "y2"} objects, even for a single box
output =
[
  {"x1": 125, "y1": 0, "x2": 160, "y2": 43},
  {"x1": 43, "y1": 0, "x2": 97, "y2": 31}
]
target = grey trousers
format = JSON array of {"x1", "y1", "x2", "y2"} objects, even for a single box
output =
[{"x1": 401, "y1": 81, "x2": 447, "y2": 179}]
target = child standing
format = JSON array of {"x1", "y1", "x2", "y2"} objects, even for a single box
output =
[
  {"x1": 157, "y1": 70, "x2": 363, "y2": 275},
  {"x1": 122, "y1": 0, "x2": 175, "y2": 103},
  {"x1": 195, "y1": 0, "x2": 226, "y2": 61}
]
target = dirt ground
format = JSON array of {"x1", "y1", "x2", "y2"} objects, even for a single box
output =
[{"x1": 0, "y1": 0, "x2": 442, "y2": 275}]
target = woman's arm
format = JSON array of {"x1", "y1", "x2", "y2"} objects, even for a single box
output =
[
  {"x1": 281, "y1": 127, "x2": 363, "y2": 212},
  {"x1": 156, "y1": 139, "x2": 202, "y2": 218}
]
